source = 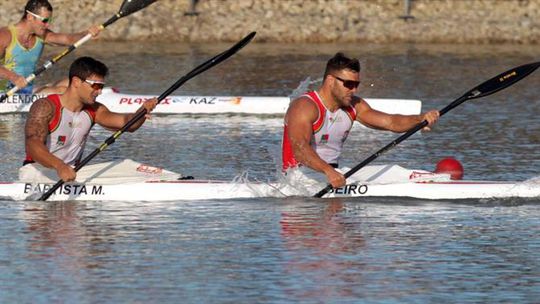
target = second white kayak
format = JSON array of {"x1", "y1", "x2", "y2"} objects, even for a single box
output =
[{"x1": 0, "y1": 88, "x2": 422, "y2": 115}]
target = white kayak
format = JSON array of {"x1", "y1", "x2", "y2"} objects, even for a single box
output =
[
  {"x1": 0, "y1": 88, "x2": 422, "y2": 115},
  {"x1": 2, "y1": 159, "x2": 539, "y2": 201}
]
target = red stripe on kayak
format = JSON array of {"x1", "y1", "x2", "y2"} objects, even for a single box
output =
[{"x1": 414, "y1": 181, "x2": 511, "y2": 185}]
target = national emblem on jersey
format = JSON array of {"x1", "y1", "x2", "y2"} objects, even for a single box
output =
[
  {"x1": 57, "y1": 135, "x2": 67, "y2": 146},
  {"x1": 320, "y1": 134, "x2": 329, "y2": 144}
]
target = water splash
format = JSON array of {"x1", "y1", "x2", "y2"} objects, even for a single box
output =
[
  {"x1": 277, "y1": 167, "x2": 326, "y2": 197},
  {"x1": 288, "y1": 77, "x2": 323, "y2": 99},
  {"x1": 232, "y1": 170, "x2": 251, "y2": 184},
  {"x1": 231, "y1": 170, "x2": 290, "y2": 198},
  {"x1": 521, "y1": 176, "x2": 540, "y2": 185}
]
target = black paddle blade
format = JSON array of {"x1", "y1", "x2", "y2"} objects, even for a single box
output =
[
  {"x1": 466, "y1": 61, "x2": 540, "y2": 99},
  {"x1": 118, "y1": 0, "x2": 157, "y2": 17}
]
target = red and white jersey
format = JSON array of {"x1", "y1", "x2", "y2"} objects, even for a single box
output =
[
  {"x1": 25, "y1": 94, "x2": 96, "y2": 166},
  {"x1": 282, "y1": 91, "x2": 356, "y2": 170}
]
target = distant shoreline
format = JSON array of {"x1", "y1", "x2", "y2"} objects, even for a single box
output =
[{"x1": 2, "y1": 0, "x2": 539, "y2": 44}]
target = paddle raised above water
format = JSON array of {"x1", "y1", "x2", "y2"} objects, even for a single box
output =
[
  {"x1": 314, "y1": 61, "x2": 540, "y2": 198},
  {"x1": 38, "y1": 32, "x2": 257, "y2": 201},
  {"x1": 0, "y1": 0, "x2": 157, "y2": 103}
]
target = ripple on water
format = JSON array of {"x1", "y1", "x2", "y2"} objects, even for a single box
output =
[{"x1": 0, "y1": 42, "x2": 539, "y2": 303}]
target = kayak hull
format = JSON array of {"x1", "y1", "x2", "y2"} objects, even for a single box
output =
[
  {"x1": 5, "y1": 160, "x2": 537, "y2": 201},
  {"x1": 1, "y1": 179, "x2": 538, "y2": 201}
]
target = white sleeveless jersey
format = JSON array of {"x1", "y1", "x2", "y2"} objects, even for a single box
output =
[
  {"x1": 282, "y1": 91, "x2": 356, "y2": 169},
  {"x1": 25, "y1": 94, "x2": 96, "y2": 166}
]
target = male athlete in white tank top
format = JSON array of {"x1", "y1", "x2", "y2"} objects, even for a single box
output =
[
  {"x1": 23, "y1": 94, "x2": 95, "y2": 166},
  {"x1": 20, "y1": 57, "x2": 157, "y2": 183},
  {"x1": 282, "y1": 90, "x2": 356, "y2": 170},
  {"x1": 283, "y1": 52, "x2": 440, "y2": 188}
]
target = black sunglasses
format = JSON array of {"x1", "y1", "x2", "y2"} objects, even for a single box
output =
[{"x1": 333, "y1": 75, "x2": 360, "y2": 90}]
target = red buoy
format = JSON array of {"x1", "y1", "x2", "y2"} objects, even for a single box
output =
[{"x1": 435, "y1": 157, "x2": 464, "y2": 180}]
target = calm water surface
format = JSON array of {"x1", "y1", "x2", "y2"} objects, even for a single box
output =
[{"x1": 0, "y1": 41, "x2": 539, "y2": 303}]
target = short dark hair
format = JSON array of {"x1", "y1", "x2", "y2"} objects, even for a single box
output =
[
  {"x1": 69, "y1": 57, "x2": 109, "y2": 84},
  {"x1": 323, "y1": 52, "x2": 361, "y2": 79},
  {"x1": 23, "y1": 0, "x2": 53, "y2": 19}
]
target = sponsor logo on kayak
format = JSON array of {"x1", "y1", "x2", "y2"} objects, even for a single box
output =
[
  {"x1": 24, "y1": 183, "x2": 105, "y2": 196},
  {"x1": 188, "y1": 97, "x2": 216, "y2": 104},
  {"x1": 328, "y1": 184, "x2": 368, "y2": 195},
  {"x1": 119, "y1": 97, "x2": 171, "y2": 105},
  {"x1": 136, "y1": 164, "x2": 163, "y2": 174},
  {"x1": 409, "y1": 171, "x2": 437, "y2": 180}
]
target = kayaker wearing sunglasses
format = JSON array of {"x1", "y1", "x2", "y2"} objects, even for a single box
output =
[
  {"x1": 0, "y1": 0, "x2": 101, "y2": 95},
  {"x1": 282, "y1": 52, "x2": 440, "y2": 188},
  {"x1": 20, "y1": 57, "x2": 158, "y2": 183}
]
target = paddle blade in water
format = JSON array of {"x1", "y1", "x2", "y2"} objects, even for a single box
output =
[
  {"x1": 118, "y1": 0, "x2": 158, "y2": 17},
  {"x1": 466, "y1": 61, "x2": 540, "y2": 99}
]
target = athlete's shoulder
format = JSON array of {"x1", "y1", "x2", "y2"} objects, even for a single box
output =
[
  {"x1": 32, "y1": 96, "x2": 54, "y2": 108},
  {"x1": 28, "y1": 97, "x2": 55, "y2": 119},
  {"x1": 289, "y1": 95, "x2": 318, "y2": 112},
  {"x1": 0, "y1": 26, "x2": 12, "y2": 49},
  {"x1": 350, "y1": 95, "x2": 365, "y2": 105},
  {"x1": 0, "y1": 26, "x2": 11, "y2": 35},
  {"x1": 291, "y1": 94, "x2": 314, "y2": 103},
  {"x1": 352, "y1": 96, "x2": 371, "y2": 110},
  {"x1": 286, "y1": 95, "x2": 319, "y2": 124},
  {"x1": 91, "y1": 101, "x2": 108, "y2": 111},
  {"x1": 86, "y1": 101, "x2": 104, "y2": 112},
  {"x1": 91, "y1": 101, "x2": 114, "y2": 118}
]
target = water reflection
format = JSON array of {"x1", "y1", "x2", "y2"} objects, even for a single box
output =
[
  {"x1": 279, "y1": 199, "x2": 365, "y2": 300},
  {"x1": 23, "y1": 202, "x2": 112, "y2": 273},
  {"x1": 0, "y1": 120, "x2": 9, "y2": 140},
  {"x1": 0, "y1": 41, "x2": 537, "y2": 302}
]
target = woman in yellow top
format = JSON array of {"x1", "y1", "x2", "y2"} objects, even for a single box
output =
[{"x1": 0, "y1": 0, "x2": 101, "y2": 94}]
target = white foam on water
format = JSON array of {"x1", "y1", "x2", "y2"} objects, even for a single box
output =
[
  {"x1": 276, "y1": 167, "x2": 326, "y2": 197},
  {"x1": 518, "y1": 175, "x2": 540, "y2": 186}
]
